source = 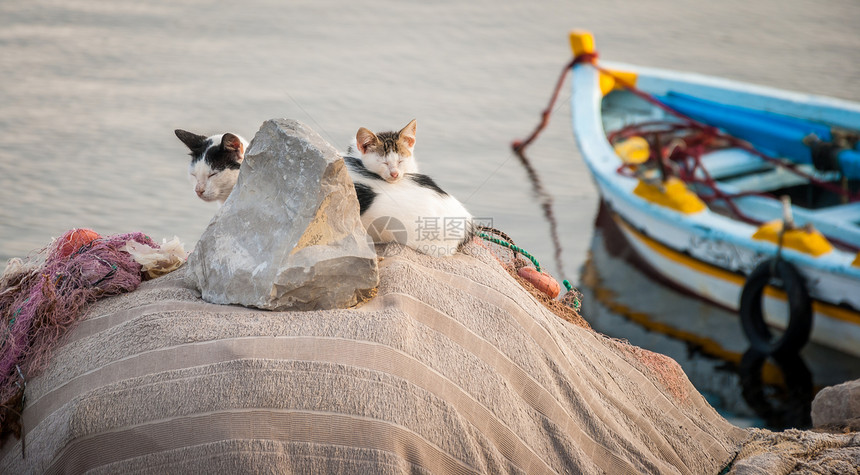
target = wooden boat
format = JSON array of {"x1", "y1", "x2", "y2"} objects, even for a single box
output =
[{"x1": 567, "y1": 30, "x2": 860, "y2": 357}]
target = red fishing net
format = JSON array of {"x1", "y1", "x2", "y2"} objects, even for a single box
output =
[{"x1": 0, "y1": 230, "x2": 161, "y2": 444}]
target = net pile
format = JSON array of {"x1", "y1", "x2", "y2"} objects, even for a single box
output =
[
  {"x1": 729, "y1": 428, "x2": 860, "y2": 474},
  {"x1": 474, "y1": 228, "x2": 696, "y2": 405},
  {"x1": 473, "y1": 228, "x2": 589, "y2": 330},
  {"x1": 0, "y1": 241, "x2": 748, "y2": 473},
  {"x1": 0, "y1": 231, "x2": 160, "y2": 445}
]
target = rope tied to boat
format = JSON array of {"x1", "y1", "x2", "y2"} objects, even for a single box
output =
[
  {"x1": 572, "y1": 52, "x2": 599, "y2": 65},
  {"x1": 512, "y1": 58, "x2": 570, "y2": 152},
  {"x1": 514, "y1": 45, "x2": 860, "y2": 252},
  {"x1": 593, "y1": 63, "x2": 860, "y2": 206},
  {"x1": 511, "y1": 51, "x2": 598, "y2": 153}
]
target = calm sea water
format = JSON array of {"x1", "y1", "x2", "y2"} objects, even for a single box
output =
[
  {"x1": 3, "y1": 0, "x2": 859, "y2": 279},
  {"x1": 582, "y1": 204, "x2": 860, "y2": 430},
  {"x1": 2, "y1": 0, "x2": 859, "y2": 429}
]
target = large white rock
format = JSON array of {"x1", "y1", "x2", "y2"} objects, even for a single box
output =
[{"x1": 187, "y1": 119, "x2": 378, "y2": 311}]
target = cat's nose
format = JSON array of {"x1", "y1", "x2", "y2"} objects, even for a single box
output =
[{"x1": 389, "y1": 171, "x2": 399, "y2": 179}]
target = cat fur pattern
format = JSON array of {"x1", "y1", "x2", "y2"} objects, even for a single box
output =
[
  {"x1": 175, "y1": 129, "x2": 248, "y2": 204},
  {"x1": 344, "y1": 119, "x2": 474, "y2": 258}
]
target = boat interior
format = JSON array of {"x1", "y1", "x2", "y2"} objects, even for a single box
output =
[{"x1": 601, "y1": 89, "x2": 860, "y2": 251}]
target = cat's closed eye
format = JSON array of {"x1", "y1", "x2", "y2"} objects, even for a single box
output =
[{"x1": 176, "y1": 129, "x2": 247, "y2": 205}]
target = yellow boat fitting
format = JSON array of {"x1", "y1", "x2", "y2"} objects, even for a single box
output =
[
  {"x1": 633, "y1": 177, "x2": 706, "y2": 214},
  {"x1": 569, "y1": 30, "x2": 637, "y2": 94},
  {"x1": 752, "y1": 220, "x2": 833, "y2": 257},
  {"x1": 569, "y1": 30, "x2": 595, "y2": 58},
  {"x1": 614, "y1": 136, "x2": 650, "y2": 164}
]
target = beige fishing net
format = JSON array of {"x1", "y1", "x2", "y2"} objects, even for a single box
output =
[{"x1": 17, "y1": 238, "x2": 860, "y2": 473}]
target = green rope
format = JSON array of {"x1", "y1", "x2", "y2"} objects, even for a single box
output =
[
  {"x1": 12, "y1": 298, "x2": 28, "y2": 318},
  {"x1": 478, "y1": 231, "x2": 583, "y2": 312},
  {"x1": 561, "y1": 279, "x2": 583, "y2": 311},
  {"x1": 2, "y1": 298, "x2": 28, "y2": 346},
  {"x1": 477, "y1": 232, "x2": 542, "y2": 272}
]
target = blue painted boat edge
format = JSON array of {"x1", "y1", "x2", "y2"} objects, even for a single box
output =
[
  {"x1": 569, "y1": 60, "x2": 860, "y2": 357},
  {"x1": 602, "y1": 61, "x2": 860, "y2": 131},
  {"x1": 569, "y1": 62, "x2": 860, "y2": 280}
]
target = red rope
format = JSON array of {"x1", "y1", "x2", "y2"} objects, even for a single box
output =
[
  {"x1": 592, "y1": 63, "x2": 860, "y2": 203},
  {"x1": 511, "y1": 54, "x2": 596, "y2": 152},
  {"x1": 512, "y1": 49, "x2": 860, "y2": 251},
  {"x1": 515, "y1": 51, "x2": 859, "y2": 202},
  {"x1": 609, "y1": 120, "x2": 860, "y2": 251},
  {"x1": 610, "y1": 121, "x2": 765, "y2": 224}
]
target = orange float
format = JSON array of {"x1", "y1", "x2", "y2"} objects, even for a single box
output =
[
  {"x1": 517, "y1": 267, "x2": 561, "y2": 298},
  {"x1": 56, "y1": 228, "x2": 101, "y2": 258}
]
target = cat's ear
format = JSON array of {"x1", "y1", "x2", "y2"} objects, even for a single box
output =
[
  {"x1": 175, "y1": 129, "x2": 208, "y2": 152},
  {"x1": 221, "y1": 133, "x2": 244, "y2": 158},
  {"x1": 399, "y1": 119, "x2": 417, "y2": 149},
  {"x1": 356, "y1": 128, "x2": 379, "y2": 154}
]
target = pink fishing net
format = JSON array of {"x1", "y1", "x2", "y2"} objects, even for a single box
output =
[{"x1": 0, "y1": 231, "x2": 157, "y2": 439}]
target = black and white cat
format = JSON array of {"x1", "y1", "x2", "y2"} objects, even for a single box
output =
[
  {"x1": 174, "y1": 129, "x2": 248, "y2": 204},
  {"x1": 344, "y1": 119, "x2": 474, "y2": 257}
]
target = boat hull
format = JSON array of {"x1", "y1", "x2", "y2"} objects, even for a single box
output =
[
  {"x1": 603, "y1": 201, "x2": 860, "y2": 357},
  {"x1": 571, "y1": 60, "x2": 860, "y2": 357}
]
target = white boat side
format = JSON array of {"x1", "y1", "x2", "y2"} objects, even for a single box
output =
[{"x1": 570, "y1": 60, "x2": 860, "y2": 357}]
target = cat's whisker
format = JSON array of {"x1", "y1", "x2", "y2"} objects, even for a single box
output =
[{"x1": 284, "y1": 91, "x2": 343, "y2": 150}]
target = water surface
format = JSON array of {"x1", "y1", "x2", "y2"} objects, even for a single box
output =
[
  {"x1": 2, "y1": 0, "x2": 859, "y2": 430},
  {"x1": 2, "y1": 0, "x2": 858, "y2": 282},
  {"x1": 579, "y1": 204, "x2": 860, "y2": 430}
]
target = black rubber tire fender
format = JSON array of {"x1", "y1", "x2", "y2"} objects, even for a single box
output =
[
  {"x1": 739, "y1": 258, "x2": 813, "y2": 355},
  {"x1": 738, "y1": 348, "x2": 813, "y2": 430}
]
